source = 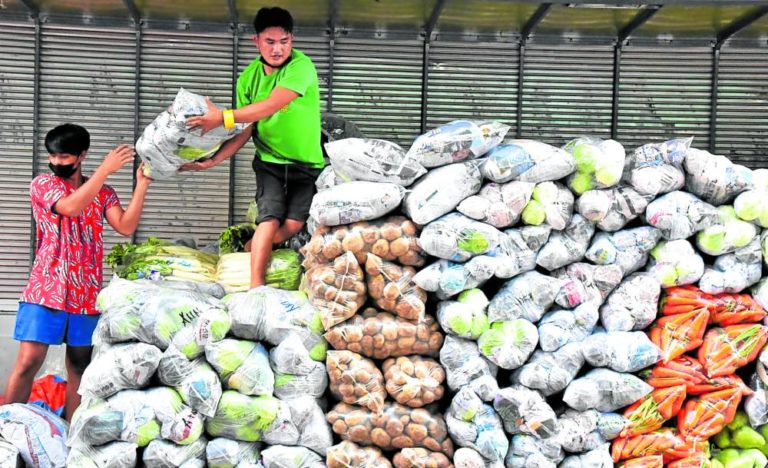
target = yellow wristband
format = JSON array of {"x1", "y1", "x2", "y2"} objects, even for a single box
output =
[{"x1": 222, "y1": 109, "x2": 235, "y2": 129}]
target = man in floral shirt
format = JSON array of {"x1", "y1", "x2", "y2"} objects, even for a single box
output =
[{"x1": 6, "y1": 124, "x2": 151, "y2": 421}]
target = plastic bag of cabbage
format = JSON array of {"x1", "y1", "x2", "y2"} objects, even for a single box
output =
[
  {"x1": 407, "y1": 120, "x2": 509, "y2": 168},
  {"x1": 79, "y1": 342, "x2": 162, "y2": 399},
  {"x1": 623, "y1": 137, "x2": 690, "y2": 196},
  {"x1": 418, "y1": 213, "x2": 501, "y2": 262},
  {"x1": 563, "y1": 368, "x2": 652, "y2": 412},
  {"x1": 206, "y1": 338, "x2": 274, "y2": 396},
  {"x1": 437, "y1": 289, "x2": 491, "y2": 340},
  {"x1": 157, "y1": 347, "x2": 222, "y2": 418},
  {"x1": 66, "y1": 441, "x2": 137, "y2": 468},
  {"x1": 521, "y1": 181, "x2": 574, "y2": 231},
  {"x1": 575, "y1": 185, "x2": 650, "y2": 232},
  {"x1": 536, "y1": 214, "x2": 595, "y2": 271},
  {"x1": 556, "y1": 410, "x2": 626, "y2": 454},
  {"x1": 581, "y1": 329, "x2": 661, "y2": 373},
  {"x1": 481, "y1": 139, "x2": 575, "y2": 184},
  {"x1": 493, "y1": 385, "x2": 558, "y2": 439},
  {"x1": 699, "y1": 236, "x2": 762, "y2": 294},
  {"x1": 445, "y1": 387, "x2": 509, "y2": 463},
  {"x1": 136, "y1": 88, "x2": 249, "y2": 179},
  {"x1": 413, "y1": 257, "x2": 496, "y2": 299},
  {"x1": 585, "y1": 227, "x2": 661, "y2": 276},
  {"x1": 564, "y1": 137, "x2": 625, "y2": 194},
  {"x1": 269, "y1": 334, "x2": 328, "y2": 399},
  {"x1": 0, "y1": 403, "x2": 68, "y2": 468},
  {"x1": 403, "y1": 160, "x2": 483, "y2": 225},
  {"x1": 505, "y1": 434, "x2": 563, "y2": 468},
  {"x1": 488, "y1": 225, "x2": 551, "y2": 279},
  {"x1": 143, "y1": 437, "x2": 207, "y2": 468},
  {"x1": 439, "y1": 336, "x2": 499, "y2": 402},
  {"x1": 309, "y1": 181, "x2": 405, "y2": 226},
  {"x1": 510, "y1": 343, "x2": 584, "y2": 396},
  {"x1": 646, "y1": 239, "x2": 705, "y2": 288},
  {"x1": 457, "y1": 180, "x2": 534, "y2": 228},
  {"x1": 324, "y1": 138, "x2": 426, "y2": 186},
  {"x1": 205, "y1": 438, "x2": 261, "y2": 468},
  {"x1": 735, "y1": 168, "x2": 768, "y2": 227},
  {"x1": 684, "y1": 147, "x2": 753, "y2": 205}
]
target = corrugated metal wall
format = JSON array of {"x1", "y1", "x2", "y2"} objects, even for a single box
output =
[{"x1": 1, "y1": 18, "x2": 767, "y2": 312}]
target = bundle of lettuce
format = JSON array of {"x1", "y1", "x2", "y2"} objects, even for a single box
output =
[
  {"x1": 136, "y1": 87, "x2": 249, "y2": 179},
  {"x1": 216, "y1": 249, "x2": 301, "y2": 294},
  {"x1": 107, "y1": 237, "x2": 218, "y2": 284}
]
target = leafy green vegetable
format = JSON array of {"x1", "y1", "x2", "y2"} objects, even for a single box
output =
[{"x1": 218, "y1": 224, "x2": 257, "y2": 255}]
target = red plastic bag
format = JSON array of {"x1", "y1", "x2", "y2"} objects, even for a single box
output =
[
  {"x1": 698, "y1": 324, "x2": 768, "y2": 377},
  {"x1": 28, "y1": 374, "x2": 67, "y2": 417}
]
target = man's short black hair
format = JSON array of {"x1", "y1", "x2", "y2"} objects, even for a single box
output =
[
  {"x1": 45, "y1": 124, "x2": 90, "y2": 155},
  {"x1": 254, "y1": 7, "x2": 293, "y2": 34}
]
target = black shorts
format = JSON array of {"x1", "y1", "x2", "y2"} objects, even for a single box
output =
[{"x1": 253, "y1": 157, "x2": 322, "y2": 224}]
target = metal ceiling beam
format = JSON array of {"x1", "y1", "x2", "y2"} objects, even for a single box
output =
[
  {"x1": 521, "y1": 3, "x2": 553, "y2": 42},
  {"x1": 18, "y1": 0, "x2": 39, "y2": 18},
  {"x1": 122, "y1": 0, "x2": 141, "y2": 24},
  {"x1": 617, "y1": 5, "x2": 662, "y2": 44},
  {"x1": 716, "y1": 5, "x2": 768, "y2": 47},
  {"x1": 425, "y1": 0, "x2": 448, "y2": 37},
  {"x1": 226, "y1": 0, "x2": 238, "y2": 26}
]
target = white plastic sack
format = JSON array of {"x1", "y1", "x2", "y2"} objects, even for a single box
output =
[
  {"x1": 556, "y1": 410, "x2": 625, "y2": 453},
  {"x1": 439, "y1": 336, "x2": 499, "y2": 402},
  {"x1": 734, "y1": 169, "x2": 768, "y2": 227},
  {"x1": 645, "y1": 190, "x2": 720, "y2": 240},
  {"x1": 66, "y1": 441, "x2": 137, "y2": 468},
  {"x1": 157, "y1": 347, "x2": 222, "y2": 418},
  {"x1": 263, "y1": 397, "x2": 332, "y2": 456},
  {"x1": 563, "y1": 368, "x2": 652, "y2": 412},
  {"x1": 205, "y1": 339, "x2": 274, "y2": 397},
  {"x1": 700, "y1": 236, "x2": 762, "y2": 294},
  {"x1": 445, "y1": 387, "x2": 509, "y2": 463},
  {"x1": 454, "y1": 447, "x2": 497, "y2": 468},
  {"x1": 413, "y1": 257, "x2": 496, "y2": 299},
  {"x1": 315, "y1": 166, "x2": 343, "y2": 192},
  {"x1": 403, "y1": 161, "x2": 483, "y2": 225},
  {"x1": 436, "y1": 290, "x2": 491, "y2": 340},
  {"x1": 457, "y1": 181, "x2": 534, "y2": 228},
  {"x1": 481, "y1": 139, "x2": 575, "y2": 184},
  {"x1": 575, "y1": 185, "x2": 650, "y2": 232},
  {"x1": 696, "y1": 205, "x2": 759, "y2": 255},
  {"x1": 623, "y1": 138, "x2": 690, "y2": 196},
  {"x1": 600, "y1": 273, "x2": 661, "y2": 332},
  {"x1": 270, "y1": 335, "x2": 328, "y2": 400},
  {"x1": 79, "y1": 342, "x2": 161, "y2": 400},
  {"x1": 418, "y1": 213, "x2": 501, "y2": 262},
  {"x1": 407, "y1": 120, "x2": 509, "y2": 168},
  {"x1": 553, "y1": 262, "x2": 623, "y2": 309},
  {"x1": 504, "y1": 435, "x2": 563, "y2": 468},
  {"x1": 493, "y1": 386, "x2": 558, "y2": 439},
  {"x1": 538, "y1": 303, "x2": 599, "y2": 352},
  {"x1": 521, "y1": 181, "x2": 574, "y2": 230},
  {"x1": 536, "y1": 214, "x2": 595, "y2": 271},
  {"x1": 647, "y1": 239, "x2": 705, "y2": 287},
  {"x1": 143, "y1": 437, "x2": 207, "y2": 468},
  {"x1": 487, "y1": 225, "x2": 551, "y2": 279},
  {"x1": 510, "y1": 342, "x2": 584, "y2": 396},
  {"x1": 205, "y1": 391, "x2": 280, "y2": 442},
  {"x1": 261, "y1": 445, "x2": 325, "y2": 468},
  {"x1": 325, "y1": 138, "x2": 426, "y2": 186},
  {"x1": 487, "y1": 271, "x2": 563, "y2": 323},
  {"x1": 585, "y1": 227, "x2": 662, "y2": 276},
  {"x1": 0, "y1": 439, "x2": 19, "y2": 468},
  {"x1": 136, "y1": 88, "x2": 249, "y2": 180},
  {"x1": 309, "y1": 181, "x2": 405, "y2": 226},
  {"x1": 0, "y1": 404, "x2": 68, "y2": 468},
  {"x1": 684, "y1": 147, "x2": 753, "y2": 205},
  {"x1": 559, "y1": 444, "x2": 613, "y2": 468},
  {"x1": 477, "y1": 319, "x2": 539, "y2": 370},
  {"x1": 582, "y1": 329, "x2": 661, "y2": 373},
  {"x1": 753, "y1": 278, "x2": 768, "y2": 311},
  {"x1": 205, "y1": 438, "x2": 261, "y2": 468},
  {"x1": 565, "y1": 137, "x2": 626, "y2": 194}
]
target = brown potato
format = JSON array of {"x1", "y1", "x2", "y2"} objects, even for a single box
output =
[
  {"x1": 371, "y1": 239, "x2": 391, "y2": 258},
  {"x1": 323, "y1": 239, "x2": 344, "y2": 259},
  {"x1": 371, "y1": 428, "x2": 391, "y2": 449},
  {"x1": 389, "y1": 238, "x2": 409, "y2": 257},
  {"x1": 342, "y1": 232, "x2": 365, "y2": 253},
  {"x1": 362, "y1": 226, "x2": 381, "y2": 245},
  {"x1": 402, "y1": 221, "x2": 418, "y2": 237},
  {"x1": 368, "y1": 275, "x2": 385, "y2": 299},
  {"x1": 349, "y1": 425, "x2": 372, "y2": 444},
  {"x1": 333, "y1": 227, "x2": 349, "y2": 241},
  {"x1": 392, "y1": 435, "x2": 414, "y2": 449}
]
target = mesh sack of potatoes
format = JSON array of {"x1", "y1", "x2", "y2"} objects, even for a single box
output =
[
  {"x1": 324, "y1": 308, "x2": 444, "y2": 359},
  {"x1": 304, "y1": 251, "x2": 367, "y2": 330},
  {"x1": 393, "y1": 448, "x2": 453, "y2": 468},
  {"x1": 327, "y1": 402, "x2": 454, "y2": 456},
  {"x1": 366, "y1": 253, "x2": 427, "y2": 321},
  {"x1": 326, "y1": 441, "x2": 393, "y2": 468},
  {"x1": 300, "y1": 216, "x2": 425, "y2": 269},
  {"x1": 327, "y1": 350, "x2": 387, "y2": 413},
  {"x1": 382, "y1": 356, "x2": 446, "y2": 408}
]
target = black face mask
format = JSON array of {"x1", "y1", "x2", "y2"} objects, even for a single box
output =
[
  {"x1": 49, "y1": 162, "x2": 79, "y2": 179},
  {"x1": 259, "y1": 54, "x2": 293, "y2": 69}
]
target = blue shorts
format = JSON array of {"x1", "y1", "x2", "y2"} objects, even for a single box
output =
[{"x1": 13, "y1": 302, "x2": 100, "y2": 347}]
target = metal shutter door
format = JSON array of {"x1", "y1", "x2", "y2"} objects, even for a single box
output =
[
  {"x1": 716, "y1": 48, "x2": 768, "y2": 168},
  {"x1": 0, "y1": 21, "x2": 35, "y2": 307},
  {"x1": 332, "y1": 38, "x2": 423, "y2": 147},
  {"x1": 36, "y1": 25, "x2": 137, "y2": 279},
  {"x1": 231, "y1": 32, "x2": 330, "y2": 225},
  {"x1": 521, "y1": 44, "x2": 614, "y2": 146},
  {"x1": 426, "y1": 40, "x2": 519, "y2": 132},
  {"x1": 136, "y1": 30, "x2": 233, "y2": 246},
  {"x1": 617, "y1": 45, "x2": 713, "y2": 151}
]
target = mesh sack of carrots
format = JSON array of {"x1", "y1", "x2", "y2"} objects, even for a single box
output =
[
  {"x1": 648, "y1": 308, "x2": 710, "y2": 363},
  {"x1": 611, "y1": 428, "x2": 677, "y2": 462},
  {"x1": 660, "y1": 285, "x2": 714, "y2": 316},
  {"x1": 662, "y1": 436, "x2": 708, "y2": 464},
  {"x1": 621, "y1": 385, "x2": 686, "y2": 437},
  {"x1": 643, "y1": 355, "x2": 753, "y2": 397},
  {"x1": 618, "y1": 455, "x2": 664, "y2": 468},
  {"x1": 698, "y1": 324, "x2": 768, "y2": 377},
  {"x1": 678, "y1": 386, "x2": 743, "y2": 441},
  {"x1": 710, "y1": 292, "x2": 767, "y2": 326}
]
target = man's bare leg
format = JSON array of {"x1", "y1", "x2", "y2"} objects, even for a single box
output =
[
  {"x1": 273, "y1": 219, "x2": 305, "y2": 244},
  {"x1": 4, "y1": 341, "x2": 48, "y2": 404},
  {"x1": 251, "y1": 219, "x2": 280, "y2": 288},
  {"x1": 64, "y1": 345, "x2": 92, "y2": 422}
]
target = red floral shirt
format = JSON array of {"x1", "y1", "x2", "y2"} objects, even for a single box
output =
[{"x1": 20, "y1": 174, "x2": 120, "y2": 315}]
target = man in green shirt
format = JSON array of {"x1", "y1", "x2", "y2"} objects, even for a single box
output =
[{"x1": 184, "y1": 6, "x2": 323, "y2": 288}]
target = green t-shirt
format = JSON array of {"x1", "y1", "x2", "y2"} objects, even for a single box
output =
[{"x1": 236, "y1": 48, "x2": 324, "y2": 169}]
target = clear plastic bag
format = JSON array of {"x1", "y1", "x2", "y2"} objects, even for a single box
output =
[
  {"x1": 576, "y1": 185, "x2": 650, "y2": 232},
  {"x1": 326, "y1": 441, "x2": 392, "y2": 468},
  {"x1": 325, "y1": 138, "x2": 426, "y2": 186},
  {"x1": 0, "y1": 403, "x2": 68, "y2": 468},
  {"x1": 700, "y1": 236, "x2": 762, "y2": 294},
  {"x1": 315, "y1": 165, "x2": 343, "y2": 192},
  {"x1": 205, "y1": 438, "x2": 261, "y2": 468},
  {"x1": 585, "y1": 227, "x2": 662, "y2": 276},
  {"x1": 559, "y1": 444, "x2": 613, "y2": 468},
  {"x1": 407, "y1": 120, "x2": 509, "y2": 168},
  {"x1": 224, "y1": 287, "x2": 327, "y2": 362},
  {"x1": 382, "y1": 356, "x2": 445, "y2": 408},
  {"x1": 301, "y1": 216, "x2": 425, "y2": 269},
  {"x1": 304, "y1": 251, "x2": 366, "y2": 331},
  {"x1": 309, "y1": 181, "x2": 405, "y2": 226},
  {"x1": 623, "y1": 138, "x2": 690, "y2": 196},
  {"x1": 554, "y1": 262, "x2": 623, "y2": 309},
  {"x1": 644, "y1": 191, "x2": 720, "y2": 240},
  {"x1": 263, "y1": 397, "x2": 332, "y2": 456},
  {"x1": 445, "y1": 387, "x2": 508, "y2": 463},
  {"x1": 477, "y1": 319, "x2": 539, "y2": 370},
  {"x1": 600, "y1": 273, "x2": 661, "y2": 332},
  {"x1": 269, "y1": 335, "x2": 328, "y2": 400},
  {"x1": 454, "y1": 447, "x2": 501, "y2": 468},
  {"x1": 403, "y1": 160, "x2": 484, "y2": 225},
  {"x1": 537, "y1": 303, "x2": 599, "y2": 352},
  {"x1": 646, "y1": 239, "x2": 705, "y2": 288},
  {"x1": 66, "y1": 441, "x2": 137, "y2": 468},
  {"x1": 205, "y1": 339, "x2": 274, "y2": 397},
  {"x1": 439, "y1": 335, "x2": 499, "y2": 402},
  {"x1": 481, "y1": 139, "x2": 576, "y2": 184},
  {"x1": 536, "y1": 214, "x2": 595, "y2": 271},
  {"x1": 744, "y1": 364, "x2": 768, "y2": 427},
  {"x1": 582, "y1": 329, "x2": 662, "y2": 373},
  {"x1": 393, "y1": 448, "x2": 453, "y2": 468},
  {"x1": 521, "y1": 181, "x2": 574, "y2": 230},
  {"x1": 412, "y1": 257, "x2": 496, "y2": 299},
  {"x1": 327, "y1": 350, "x2": 386, "y2": 413},
  {"x1": 324, "y1": 308, "x2": 444, "y2": 359},
  {"x1": 79, "y1": 342, "x2": 162, "y2": 399},
  {"x1": 436, "y1": 290, "x2": 491, "y2": 340},
  {"x1": 565, "y1": 137, "x2": 626, "y2": 194},
  {"x1": 734, "y1": 168, "x2": 768, "y2": 227},
  {"x1": 684, "y1": 147, "x2": 753, "y2": 205},
  {"x1": 143, "y1": 437, "x2": 207, "y2": 468},
  {"x1": 205, "y1": 391, "x2": 280, "y2": 442},
  {"x1": 0, "y1": 439, "x2": 19, "y2": 468},
  {"x1": 504, "y1": 434, "x2": 563, "y2": 468},
  {"x1": 555, "y1": 410, "x2": 614, "y2": 453},
  {"x1": 510, "y1": 342, "x2": 584, "y2": 396},
  {"x1": 457, "y1": 180, "x2": 535, "y2": 228},
  {"x1": 136, "y1": 88, "x2": 249, "y2": 180},
  {"x1": 418, "y1": 213, "x2": 502, "y2": 262},
  {"x1": 494, "y1": 385, "x2": 558, "y2": 438},
  {"x1": 261, "y1": 445, "x2": 325, "y2": 468},
  {"x1": 487, "y1": 271, "x2": 563, "y2": 323},
  {"x1": 327, "y1": 402, "x2": 454, "y2": 455},
  {"x1": 365, "y1": 254, "x2": 426, "y2": 321},
  {"x1": 487, "y1": 225, "x2": 551, "y2": 279},
  {"x1": 696, "y1": 205, "x2": 758, "y2": 256},
  {"x1": 563, "y1": 369, "x2": 653, "y2": 412},
  {"x1": 157, "y1": 347, "x2": 222, "y2": 418}
]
